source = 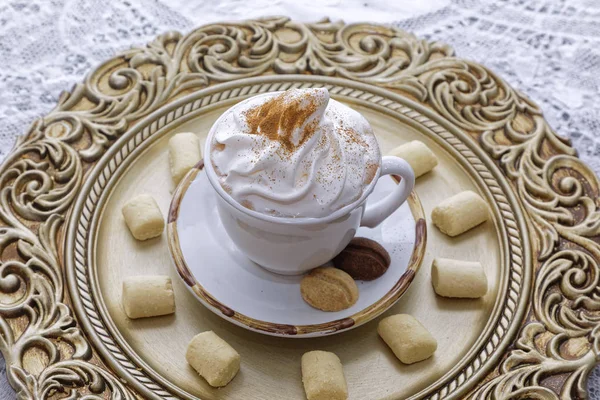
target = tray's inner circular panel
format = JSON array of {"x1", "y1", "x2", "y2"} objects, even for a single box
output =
[{"x1": 94, "y1": 101, "x2": 501, "y2": 399}]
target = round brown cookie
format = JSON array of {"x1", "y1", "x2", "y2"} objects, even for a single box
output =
[
  {"x1": 300, "y1": 267, "x2": 359, "y2": 312},
  {"x1": 333, "y1": 237, "x2": 391, "y2": 280}
]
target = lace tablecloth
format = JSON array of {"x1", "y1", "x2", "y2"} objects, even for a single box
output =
[{"x1": 1, "y1": 0, "x2": 599, "y2": 398}]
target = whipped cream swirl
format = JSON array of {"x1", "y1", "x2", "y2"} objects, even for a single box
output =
[{"x1": 210, "y1": 88, "x2": 381, "y2": 218}]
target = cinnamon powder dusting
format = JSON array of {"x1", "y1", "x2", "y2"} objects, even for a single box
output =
[
  {"x1": 244, "y1": 92, "x2": 319, "y2": 153},
  {"x1": 240, "y1": 200, "x2": 255, "y2": 210},
  {"x1": 364, "y1": 163, "x2": 379, "y2": 184},
  {"x1": 340, "y1": 125, "x2": 368, "y2": 149}
]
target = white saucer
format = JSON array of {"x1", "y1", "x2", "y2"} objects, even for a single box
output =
[{"x1": 167, "y1": 161, "x2": 426, "y2": 338}]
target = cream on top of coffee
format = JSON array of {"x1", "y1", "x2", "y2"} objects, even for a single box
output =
[{"x1": 210, "y1": 88, "x2": 381, "y2": 218}]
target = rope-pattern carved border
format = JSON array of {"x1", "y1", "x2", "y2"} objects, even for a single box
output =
[{"x1": 68, "y1": 79, "x2": 527, "y2": 399}]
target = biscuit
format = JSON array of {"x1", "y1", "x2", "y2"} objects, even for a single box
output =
[
  {"x1": 186, "y1": 331, "x2": 240, "y2": 387},
  {"x1": 302, "y1": 351, "x2": 348, "y2": 400},
  {"x1": 431, "y1": 191, "x2": 489, "y2": 237},
  {"x1": 378, "y1": 314, "x2": 437, "y2": 364},
  {"x1": 388, "y1": 140, "x2": 438, "y2": 178},
  {"x1": 431, "y1": 258, "x2": 487, "y2": 298},
  {"x1": 333, "y1": 237, "x2": 390, "y2": 281},
  {"x1": 121, "y1": 194, "x2": 165, "y2": 240},
  {"x1": 300, "y1": 267, "x2": 358, "y2": 312},
  {"x1": 169, "y1": 132, "x2": 201, "y2": 185},
  {"x1": 122, "y1": 276, "x2": 175, "y2": 319}
]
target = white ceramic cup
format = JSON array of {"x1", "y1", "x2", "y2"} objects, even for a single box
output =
[{"x1": 204, "y1": 95, "x2": 415, "y2": 275}]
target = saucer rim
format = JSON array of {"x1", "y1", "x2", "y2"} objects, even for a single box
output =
[{"x1": 166, "y1": 160, "x2": 427, "y2": 337}]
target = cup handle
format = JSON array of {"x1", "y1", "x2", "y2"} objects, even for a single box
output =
[{"x1": 360, "y1": 156, "x2": 415, "y2": 228}]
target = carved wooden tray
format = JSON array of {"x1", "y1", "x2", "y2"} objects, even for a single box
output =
[{"x1": 1, "y1": 17, "x2": 598, "y2": 400}]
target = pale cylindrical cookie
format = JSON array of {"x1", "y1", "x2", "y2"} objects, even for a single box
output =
[
  {"x1": 122, "y1": 276, "x2": 175, "y2": 319},
  {"x1": 378, "y1": 314, "x2": 437, "y2": 364},
  {"x1": 169, "y1": 132, "x2": 201, "y2": 185},
  {"x1": 431, "y1": 258, "x2": 487, "y2": 298},
  {"x1": 431, "y1": 191, "x2": 489, "y2": 236},
  {"x1": 186, "y1": 331, "x2": 240, "y2": 387},
  {"x1": 301, "y1": 351, "x2": 348, "y2": 400},
  {"x1": 388, "y1": 140, "x2": 438, "y2": 178},
  {"x1": 122, "y1": 194, "x2": 165, "y2": 240}
]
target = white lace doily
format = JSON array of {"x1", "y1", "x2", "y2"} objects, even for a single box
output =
[{"x1": 0, "y1": 0, "x2": 599, "y2": 398}]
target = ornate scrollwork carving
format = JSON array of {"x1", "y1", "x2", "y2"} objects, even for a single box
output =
[
  {"x1": 480, "y1": 113, "x2": 600, "y2": 262},
  {"x1": 472, "y1": 323, "x2": 598, "y2": 400},
  {"x1": 535, "y1": 250, "x2": 600, "y2": 336},
  {"x1": 0, "y1": 17, "x2": 597, "y2": 399},
  {"x1": 0, "y1": 137, "x2": 119, "y2": 397},
  {"x1": 472, "y1": 65, "x2": 600, "y2": 399},
  {"x1": 14, "y1": 361, "x2": 135, "y2": 399},
  {"x1": 35, "y1": 17, "x2": 456, "y2": 164},
  {"x1": 423, "y1": 61, "x2": 540, "y2": 132}
]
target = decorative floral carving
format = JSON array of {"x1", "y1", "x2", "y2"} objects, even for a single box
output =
[
  {"x1": 480, "y1": 114, "x2": 600, "y2": 260},
  {"x1": 472, "y1": 323, "x2": 598, "y2": 400},
  {"x1": 34, "y1": 17, "x2": 454, "y2": 164},
  {"x1": 0, "y1": 17, "x2": 597, "y2": 400},
  {"x1": 0, "y1": 137, "x2": 123, "y2": 397},
  {"x1": 423, "y1": 60, "x2": 540, "y2": 132},
  {"x1": 14, "y1": 361, "x2": 135, "y2": 399},
  {"x1": 535, "y1": 251, "x2": 600, "y2": 337},
  {"x1": 473, "y1": 58, "x2": 600, "y2": 400}
]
